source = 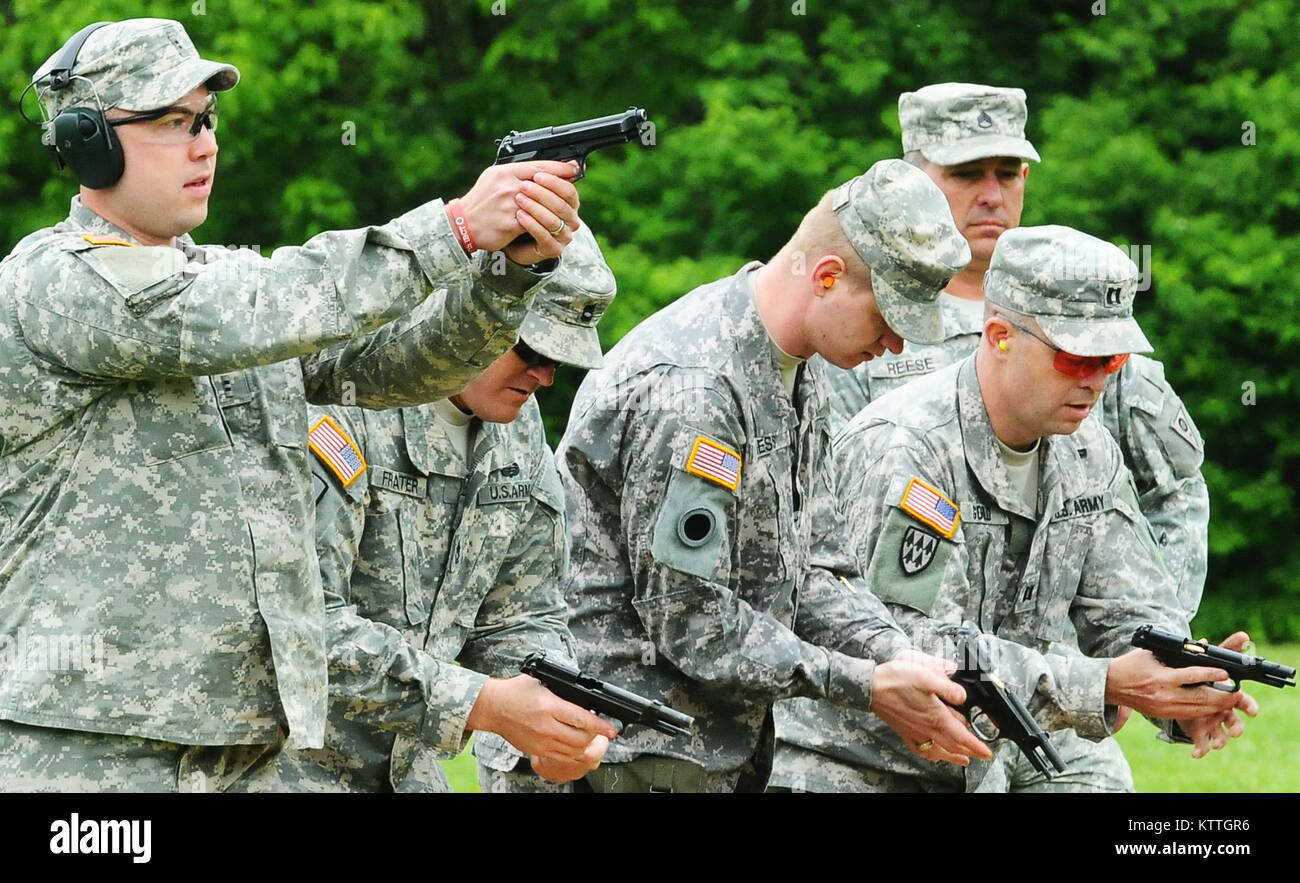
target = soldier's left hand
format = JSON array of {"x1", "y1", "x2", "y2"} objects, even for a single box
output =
[
  {"x1": 1176, "y1": 631, "x2": 1259, "y2": 759},
  {"x1": 530, "y1": 734, "x2": 610, "y2": 784}
]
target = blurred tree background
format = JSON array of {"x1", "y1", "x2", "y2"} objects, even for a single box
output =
[{"x1": 2, "y1": 0, "x2": 1296, "y2": 639}]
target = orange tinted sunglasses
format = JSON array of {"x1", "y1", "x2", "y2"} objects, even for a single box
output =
[{"x1": 1004, "y1": 320, "x2": 1130, "y2": 379}]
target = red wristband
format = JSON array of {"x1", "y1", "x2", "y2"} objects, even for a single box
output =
[{"x1": 447, "y1": 199, "x2": 476, "y2": 254}]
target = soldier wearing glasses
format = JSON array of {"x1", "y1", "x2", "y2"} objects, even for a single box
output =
[
  {"x1": 0, "y1": 18, "x2": 582, "y2": 790},
  {"x1": 772, "y1": 226, "x2": 1256, "y2": 793},
  {"x1": 253, "y1": 227, "x2": 619, "y2": 793}
]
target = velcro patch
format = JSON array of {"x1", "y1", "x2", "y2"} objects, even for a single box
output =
[
  {"x1": 1169, "y1": 403, "x2": 1202, "y2": 451},
  {"x1": 477, "y1": 480, "x2": 533, "y2": 506},
  {"x1": 81, "y1": 234, "x2": 136, "y2": 247},
  {"x1": 685, "y1": 436, "x2": 742, "y2": 491},
  {"x1": 371, "y1": 465, "x2": 426, "y2": 499},
  {"x1": 308, "y1": 416, "x2": 367, "y2": 487},
  {"x1": 869, "y1": 355, "x2": 938, "y2": 380},
  {"x1": 1050, "y1": 491, "x2": 1115, "y2": 521},
  {"x1": 958, "y1": 500, "x2": 1007, "y2": 525},
  {"x1": 899, "y1": 477, "x2": 960, "y2": 538}
]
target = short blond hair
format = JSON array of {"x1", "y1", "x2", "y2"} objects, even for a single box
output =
[{"x1": 779, "y1": 190, "x2": 873, "y2": 284}]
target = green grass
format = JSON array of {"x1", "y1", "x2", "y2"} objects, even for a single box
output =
[
  {"x1": 441, "y1": 739, "x2": 482, "y2": 793},
  {"x1": 442, "y1": 642, "x2": 1300, "y2": 793}
]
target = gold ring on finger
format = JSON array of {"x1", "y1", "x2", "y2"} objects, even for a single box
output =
[
  {"x1": 549, "y1": 219, "x2": 566, "y2": 236},
  {"x1": 916, "y1": 739, "x2": 934, "y2": 751}
]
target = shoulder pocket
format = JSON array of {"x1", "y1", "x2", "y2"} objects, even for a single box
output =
[
  {"x1": 73, "y1": 245, "x2": 192, "y2": 315},
  {"x1": 864, "y1": 507, "x2": 959, "y2": 616}
]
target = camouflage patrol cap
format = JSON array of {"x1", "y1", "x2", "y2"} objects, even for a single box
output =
[
  {"x1": 900, "y1": 83, "x2": 1040, "y2": 166},
  {"x1": 518, "y1": 224, "x2": 617, "y2": 370},
  {"x1": 985, "y1": 225, "x2": 1152, "y2": 356},
  {"x1": 33, "y1": 19, "x2": 239, "y2": 118},
  {"x1": 832, "y1": 159, "x2": 971, "y2": 345}
]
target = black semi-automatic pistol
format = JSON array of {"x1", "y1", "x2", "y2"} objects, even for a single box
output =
[
  {"x1": 494, "y1": 107, "x2": 651, "y2": 180},
  {"x1": 521, "y1": 652, "x2": 694, "y2": 738},
  {"x1": 951, "y1": 665, "x2": 1067, "y2": 778},
  {"x1": 1131, "y1": 624, "x2": 1296, "y2": 692}
]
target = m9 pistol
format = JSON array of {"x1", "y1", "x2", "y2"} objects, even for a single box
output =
[
  {"x1": 521, "y1": 652, "x2": 694, "y2": 738},
  {"x1": 495, "y1": 107, "x2": 651, "y2": 180},
  {"x1": 951, "y1": 666, "x2": 1066, "y2": 778},
  {"x1": 1131, "y1": 624, "x2": 1296, "y2": 692}
]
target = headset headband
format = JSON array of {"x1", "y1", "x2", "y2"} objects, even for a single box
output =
[{"x1": 41, "y1": 21, "x2": 112, "y2": 91}]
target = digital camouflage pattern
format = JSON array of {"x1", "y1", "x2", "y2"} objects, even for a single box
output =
[
  {"x1": 820, "y1": 310, "x2": 1207, "y2": 619},
  {"x1": 899, "y1": 82, "x2": 1041, "y2": 166},
  {"x1": 773, "y1": 358, "x2": 1190, "y2": 790},
  {"x1": 558, "y1": 264, "x2": 915, "y2": 779},
  {"x1": 985, "y1": 225, "x2": 1151, "y2": 356},
  {"x1": 0, "y1": 721, "x2": 283, "y2": 792},
  {"x1": 257, "y1": 397, "x2": 572, "y2": 792},
  {"x1": 1098, "y1": 354, "x2": 1208, "y2": 618},
  {"x1": 776, "y1": 229, "x2": 1190, "y2": 790},
  {"x1": 0, "y1": 195, "x2": 546, "y2": 772},
  {"x1": 832, "y1": 160, "x2": 970, "y2": 345},
  {"x1": 32, "y1": 18, "x2": 240, "y2": 117},
  {"x1": 259, "y1": 232, "x2": 613, "y2": 792},
  {"x1": 517, "y1": 224, "x2": 616, "y2": 370},
  {"x1": 821, "y1": 294, "x2": 983, "y2": 432}
]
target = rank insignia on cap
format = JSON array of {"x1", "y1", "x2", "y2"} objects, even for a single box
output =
[
  {"x1": 308, "y1": 415, "x2": 367, "y2": 487},
  {"x1": 899, "y1": 477, "x2": 960, "y2": 538},
  {"x1": 685, "y1": 436, "x2": 742, "y2": 491}
]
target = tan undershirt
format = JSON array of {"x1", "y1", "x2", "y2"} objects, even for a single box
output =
[
  {"x1": 749, "y1": 267, "x2": 804, "y2": 397},
  {"x1": 996, "y1": 436, "x2": 1042, "y2": 515},
  {"x1": 432, "y1": 398, "x2": 474, "y2": 463}
]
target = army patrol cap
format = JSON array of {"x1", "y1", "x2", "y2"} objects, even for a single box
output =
[
  {"x1": 33, "y1": 18, "x2": 240, "y2": 117},
  {"x1": 985, "y1": 225, "x2": 1152, "y2": 356},
  {"x1": 900, "y1": 83, "x2": 1041, "y2": 166},
  {"x1": 518, "y1": 224, "x2": 617, "y2": 370},
  {"x1": 832, "y1": 159, "x2": 971, "y2": 345}
]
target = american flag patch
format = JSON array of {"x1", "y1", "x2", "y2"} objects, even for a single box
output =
[
  {"x1": 685, "y1": 436, "x2": 742, "y2": 491},
  {"x1": 308, "y1": 415, "x2": 367, "y2": 488},
  {"x1": 899, "y1": 477, "x2": 960, "y2": 538}
]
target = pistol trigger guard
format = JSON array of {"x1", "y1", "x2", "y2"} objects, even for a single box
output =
[{"x1": 967, "y1": 706, "x2": 998, "y2": 743}]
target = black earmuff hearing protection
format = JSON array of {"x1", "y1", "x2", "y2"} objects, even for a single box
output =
[{"x1": 31, "y1": 22, "x2": 125, "y2": 189}]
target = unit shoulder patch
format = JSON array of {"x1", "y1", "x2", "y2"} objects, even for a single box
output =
[
  {"x1": 1169, "y1": 403, "x2": 1202, "y2": 451},
  {"x1": 900, "y1": 526, "x2": 941, "y2": 575},
  {"x1": 684, "y1": 436, "x2": 742, "y2": 491},
  {"x1": 898, "y1": 477, "x2": 960, "y2": 538},
  {"x1": 308, "y1": 415, "x2": 367, "y2": 487}
]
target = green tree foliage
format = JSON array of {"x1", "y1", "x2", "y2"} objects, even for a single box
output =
[{"x1": 2, "y1": 0, "x2": 1295, "y2": 637}]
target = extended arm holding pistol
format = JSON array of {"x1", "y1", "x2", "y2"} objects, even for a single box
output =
[
  {"x1": 521, "y1": 652, "x2": 694, "y2": 738},
  {"x1": 1132, "y1": 625, "x2": 1296, "y2": 692}
]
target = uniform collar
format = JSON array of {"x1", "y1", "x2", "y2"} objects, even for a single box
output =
[
  {"x1": 66, "y1": 197, "x2": 199, "y2": 253},
  {"x1": 716, "y1": 263, "x2": 809, "y2": 441},
  {"x1": 938, "y1": 292, "x2": 987, "y2": 338},
  {"x1": 401, "y1": 402, "x2": 514, "y2": 479}
]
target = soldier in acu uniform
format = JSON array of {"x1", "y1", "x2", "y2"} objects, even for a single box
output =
[
  {"x1": 248, "y1": 226, "x2": 619, "y2": 793},
  {"x1": 555, "y1": 160, "x2": 999, "y2": 793},
  {"x1": 824, "y1": 82, "x2": 1209, "y2": 616},
  {"x1": 786, "y1": 82, "x2": 1210, "y2": 792},
  {"x1": 774, "y1": 226, "x2": 1255, "y2": 793},
  {"x1": 0, "y1": 18, "x2": 583, "y2": 791}
]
